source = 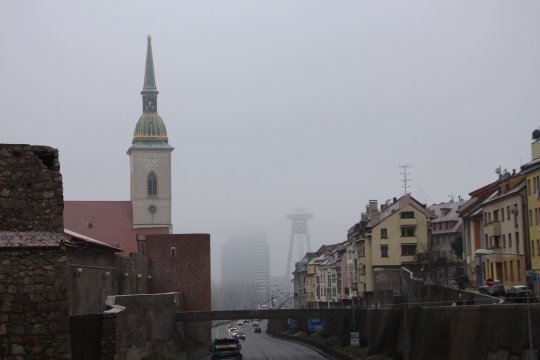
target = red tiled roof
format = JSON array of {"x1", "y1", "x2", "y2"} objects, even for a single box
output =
[
  {"x1": 0, "y1": 231, "x2": 64, "y2": 248},
  {"x1": 63, "y1": 201, "x2": 168, "y2": 254}
]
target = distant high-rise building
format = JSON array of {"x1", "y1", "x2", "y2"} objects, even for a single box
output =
[{"x1": 221, "y1": 230, "x2": 270, "y2": 289}]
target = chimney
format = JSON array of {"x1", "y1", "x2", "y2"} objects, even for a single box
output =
[
  {"x1": 532, "y1": 130, "x2": 540, "y2": 160},
  {"x1": 369, "y1": 200, "x2": 380, "y2": 223}
]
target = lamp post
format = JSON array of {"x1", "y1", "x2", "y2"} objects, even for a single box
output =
[
  {"x1": 374, "y1": 267, "x2": 409, "y2": 360},
  {"x1": 475, "y1": 249, "x2": 532, "y2": 360}
]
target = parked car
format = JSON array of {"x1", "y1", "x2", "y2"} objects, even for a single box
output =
[
  {"x1": 506, "y1": 285, "x2": 532, "y2": 302},
  {"x1": 479, "y1": 280, "x2": 505, "y2": 296}
]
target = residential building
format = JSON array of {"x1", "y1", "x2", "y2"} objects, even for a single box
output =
[
  {"x1": 350, "y1": 195, "x2": 434, "y2": 304},
  {"x1": 458, "y1": 181, "x2": 498, "y2": 286},
  {"x1": 520, "y1": 128, "x2": 540, "y2": 296},
  {"x1": 292, "y1": 252, "x2": 317, "y2": 309},
  {"x1": 429, "y1": 199, "x2": 466, "y2": 263},
  {"x1": 480, "y1": 172, "x2": 527, "y2": 287}
]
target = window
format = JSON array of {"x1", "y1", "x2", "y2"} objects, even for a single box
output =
[
  {"x1": 501, "y1": 208, "x2": 505, "y2": 222},
  {"x1": 171, "y1": 247, "x2": 176, "y2": 257},
  {"x1": 532, "y1": 241, "x2": 536, "y2": 257},
  {"x1": 380, "y1": 245, "x2": 389, "y2": 258},
  {"x1": 401, "y1": 211, "x2": 415, "y2": 219},
  {"x1": 147, "y1": 172, "x2": 157, "y2": 197},
  {"x1": 516, "y1": 232, "x2": 520, "y2": 254},
  {"x1": 528, "y1": 179, "x2": 532, "y2": 196},
  {"x1": 530, "y1": 210, "x2": 533, "y2": 225},
  {"x1": 508, "y1": 233, "x2": 512, "y2": 248},
  {"x1": 401, "y1": 244, "x2": 416, "y2": 256},
  {"x1": 401, "y1": 227, "x2": 415, "y2": 237},
  {"x1": 494, "y1": 210, "x2": 499, "y2": 221},
  {"x1": 381, "y1": 228, "x2": 388, "y2": 239},
  {"x1": 507, "y1": 206, "x2": 510, "y2": 221},
  {"x1": 502, "y1": 234, "x2": 506, "y2": 248}
]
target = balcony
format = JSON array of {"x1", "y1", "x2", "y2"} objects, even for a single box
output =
[{"x1": 484, "y1": 221, "x2": 501, "y2": 236}]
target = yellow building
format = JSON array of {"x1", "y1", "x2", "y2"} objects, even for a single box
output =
[
  {"x1": 480, "y1": 173, "x2": 526, "y2": 287},
  {"x1": 520, "y1": 129, "x2": 540, "y2": 295},
  {"x1": 355, "y1": 195, "x2": 434, "y2": 302}
]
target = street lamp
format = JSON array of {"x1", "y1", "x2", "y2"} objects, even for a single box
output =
[
  {"x1": 374, "y1": 267, "x2": 409, "y2": 360},
  {"x1": 475, "y1": 249, "x2": 533, "y2": 359}
]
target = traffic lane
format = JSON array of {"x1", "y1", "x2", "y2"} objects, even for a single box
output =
[{"x1": 240, "y1": 320, "x2": 330, "y2": 360}]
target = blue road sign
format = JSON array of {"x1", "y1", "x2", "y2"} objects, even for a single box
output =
[
  {"x1": 308, "y1": 318, "x2": 325, "y2": 331},
  {"x1": 350, "y1": 332, "x2": 360, "y2": 346}
]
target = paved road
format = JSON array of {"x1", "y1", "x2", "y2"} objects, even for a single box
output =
[{"x1": 211, "y1": 320, "x2": 332, "y2": 360}]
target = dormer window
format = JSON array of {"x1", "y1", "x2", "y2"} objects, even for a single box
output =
[{"x1": 147, "y1": 172, "x2": 157, "y2": 197}]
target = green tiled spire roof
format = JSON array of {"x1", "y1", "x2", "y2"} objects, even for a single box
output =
[{"x1": 133, "y1": 35, "x2": 168, "y2": 144}]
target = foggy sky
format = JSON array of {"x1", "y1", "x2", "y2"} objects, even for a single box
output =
[{"x1": 1, "y1": 1, "x2": 539, "y2": 282}]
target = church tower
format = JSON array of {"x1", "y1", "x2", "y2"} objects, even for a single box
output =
[{"x1": 127, "y1": 36, "x2": 173, "y2": 231}]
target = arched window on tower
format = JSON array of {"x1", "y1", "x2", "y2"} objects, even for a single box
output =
[{"x1": 147, "y1": 172, "x2": 157, "y2": 197}]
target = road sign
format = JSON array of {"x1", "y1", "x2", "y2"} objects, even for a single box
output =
[
  {"x1": 486, "y1": 278, "x2": 494, "y2": 286},
  {"x1": 288, "y1": 319, "x2": 297, "y2": 329},
  {"x1": 308, "y1": 318, "x2": 325, "y2": 331},
  {"x1": 350, "y1": 332, "x2": 360, "y2": 347}
]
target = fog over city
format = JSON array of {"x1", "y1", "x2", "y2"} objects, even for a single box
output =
[{"x1": 1, "y1": 1, "x2": 538, "y2": 282}]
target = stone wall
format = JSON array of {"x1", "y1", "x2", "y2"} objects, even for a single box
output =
[
  {"x1": 66, "y1": 250, "x2": 150, "y2": 315},
  {"x1": 0, "y1": 144, "x2": 63, "y2": 232},
  {"x1": 101, "y1": 293, "x2": 185, "y2": 360},
  {"x1": 0, "y1": 247, "x2": 71, "y2": 358},
  {"x1": 0, "y1": 144, "x2": 71, "y2": 359}
]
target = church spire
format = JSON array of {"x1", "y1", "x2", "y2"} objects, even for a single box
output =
[
  {"x1": 141, "y1": 35, "x2": 158, "y2": 113},
  {"x1": 132, "y1": 35, "x2": 169, "y2": 144},
  {"x1": 143, "y1": 35, "x2": 157, "y2": 93}
]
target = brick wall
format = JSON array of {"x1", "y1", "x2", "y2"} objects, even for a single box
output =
[{"x1": 144, "y1": 234, "x2": 211, "y2": 346}]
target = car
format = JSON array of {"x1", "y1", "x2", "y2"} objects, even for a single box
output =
[
  {"x1": 243, "y1": 319, "x2": 250, "y2": 324},
  {"x1": 233, "y1": 331, "x2": 246, "y2": 340},
  {"x1": 237, "y1": 321, "x2": 243, "y2": 326},
  {"x1": 479, "y1": 280, "x2": 505, "y2": 296},
  {"x1": 254, "y1": 326, "x2": 262, "y2": 334},
  {"x1": 506, "y1": 285, "x2": 533, "y2": 303},
  {"x1": 252, "y1": 321, "x2": 259, "y2": 327},
  {"x1": 230, "y1": 326, "x2": 237, "y2": 332}
]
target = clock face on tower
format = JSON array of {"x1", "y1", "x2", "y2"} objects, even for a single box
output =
[{"x1": 147, "y1": 158, "x2": 158, "y2": 168}]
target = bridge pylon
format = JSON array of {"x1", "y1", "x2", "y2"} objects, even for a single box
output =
[{"x1": 286, "y1": 208, "x2": 313, "y2": 280}]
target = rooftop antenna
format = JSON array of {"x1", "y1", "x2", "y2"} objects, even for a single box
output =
[{"x1": 399, "y1": 164, "x2": 412, "y2": 195}]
